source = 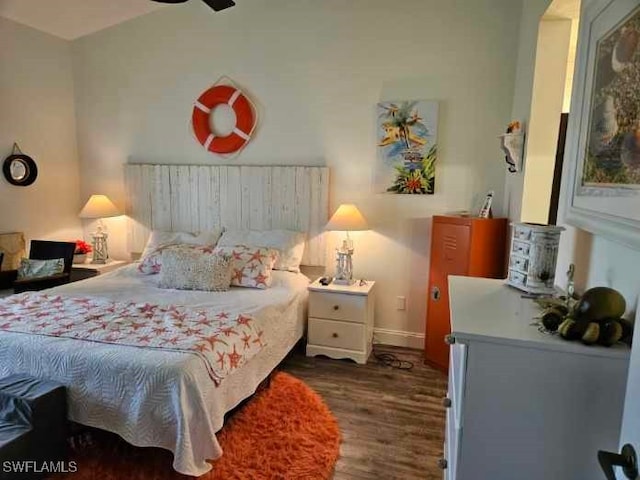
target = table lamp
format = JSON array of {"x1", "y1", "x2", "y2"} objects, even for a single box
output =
[
  {"x1": 79, "y1": 194, "x2": 121, "y2": 264},
  {"x1": 325, "y1": 204, "x2": 369, "y2": 285}
]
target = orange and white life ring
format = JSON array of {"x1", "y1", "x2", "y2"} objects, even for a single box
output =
[{"x1": 192, "y1": 85, "x2": 256, "y2": 154}]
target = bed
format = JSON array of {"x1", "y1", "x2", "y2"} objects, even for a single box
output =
[
  {"x1": 0, "y1": 165, "x2": 330, "y2": 476},
  {"x1": 0, "y1": 266, "x2": 308, "y2": 475}
]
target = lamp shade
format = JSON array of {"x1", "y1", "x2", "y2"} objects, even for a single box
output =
[
  {"x1": 79, "y1": 195, "x2": 121, "y2": 219},
  {"x1": 325, "y1": 204, "x2": 369, "y2": 231}
]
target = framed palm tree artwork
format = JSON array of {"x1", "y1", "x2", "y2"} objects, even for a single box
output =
[{"x1": 375, "y1": 100, "x2": 438, "y2": 194}]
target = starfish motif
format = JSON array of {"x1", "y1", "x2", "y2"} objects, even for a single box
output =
[
  {"x1": 216, "y1": 312, "x2": 229, "y2": 320},
  {"x1": 36, "y1": 321, "x2": 50, "y2": 329},
  {"x1": 252, "y1": 330, "x2": 265, "y2": 347},
  {"x1": 221, "y1": 326, "x2": 237, "y2": 337},
  {"x1": 137, "y1": 334, "x2": 152, "y2": 343},
  {"x1": 241, "y1": 332, "x2": 252, "y2": 349},
  {"x1": 162, "y1": 336, "x2": 180, "y2": 346},
  {"x1": 249, "y1": 250, "x2": 266, "y2": 264},
  {"x1": 216, "y1": 351, "x2": 226, "y2": 369},
  {"x1": 204, "y1": 334, "x2": 226, "y2": 347},
  {"x1": 231, "y1": 250, "x2": 244, "y2": 261},
  {"x1": 252, "y1": 272, "x2": 268, "y2": 287},
  {"x1": 194, "y1": 343, "x2": 209, "y2": 352},
  {"x1": 232, "y1": 268, "x2": 246, "y2": 284},
  {"x1": 236, "y1": 315, "x2": 252, "y2": 326},
  {"x1": 228, "y1": 345, "x2": 242, "y2": 369},
  {"x1": 153, "y1": 327, "x2": 168, "y2": 335}
]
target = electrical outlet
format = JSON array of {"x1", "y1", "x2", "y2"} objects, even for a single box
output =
[{"x1": 396, "y1": 296, "x2": 406, "y2": 311}]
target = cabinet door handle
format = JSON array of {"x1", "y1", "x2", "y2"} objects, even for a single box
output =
[
  {"x1": 332, "y1": 332, "x2": 339, "y2": 338},
  {"x1": 431, "y1": 286, "x2": 440, "y2": 301},
  {"x1": 442, "y1": 397, "x2": 452, "y2": 408},
  {"x1": 437, "y1": 458, "x2": 448, "y2": 470},
  {"x1": 444, "y1": 334, "x2": 455, "y2": 345},
  {"x1": 333, "y1": 305, "x2": 340, "y2": 311},
  {"x1": 598, "y1": 444, "x2": 638, "y2": 480}
]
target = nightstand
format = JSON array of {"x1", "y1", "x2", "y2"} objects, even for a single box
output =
[
  {"x1": 71, "y1": 260, "x2": 128, "y2": 282},
  {"x1": 306, "y1": 279, "x2": 375, "y2": 364}
]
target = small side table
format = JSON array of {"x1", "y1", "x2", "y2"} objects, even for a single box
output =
[
  {"x1": 306, "y1": 279, "x2": 376, "y2": 364},
  {"x1": 71, "y1": 260, "x2": 128, "y2": 282}
]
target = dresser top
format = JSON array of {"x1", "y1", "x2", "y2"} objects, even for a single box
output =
[
  {"x1": 308, "y1": 279, "x2": 375, "y2": 296},
  {"x1": 449, "y1": 276, "x2": 629, "y2": 359}
]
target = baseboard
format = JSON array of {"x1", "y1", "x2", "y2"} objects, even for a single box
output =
[{"x1": 373, "y1": 328, "x2": 425, "y2": 349}]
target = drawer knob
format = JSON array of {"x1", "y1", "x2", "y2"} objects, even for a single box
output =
[
  {"x1": 442, "y1": 397, "x2": 452, "y2": 408},
  {"x1": 437, "y1": 458, "x2": 448, "y2": 470},
  {"x1": 333, "y1": 305, "x2": 340, "y2": 311},
  {"x1": 332, "y1": 332, "x2": 339, "y2": 338},
  {"x1": 444, "y1": 334, "x2": 455, "y2": 345}
]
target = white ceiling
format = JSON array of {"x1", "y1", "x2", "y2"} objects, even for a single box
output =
[{"x1": 0, "y1": 0, "x2": 166, "y2": 40}]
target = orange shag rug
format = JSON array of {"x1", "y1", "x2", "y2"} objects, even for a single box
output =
[{"x1": 56, "y1": 372, "x2": 341, "y2": 479}]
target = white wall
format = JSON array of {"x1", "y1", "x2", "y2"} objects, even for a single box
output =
[
  {"x1": 71, "y1": 0, "x2": 522, "y2": 345},
  {"x1": 520, "y1": 19, "x2": 571, "y2": 224},
  {"x1": 504, "y1": 0, "x2": 552, "y2": 221},
  {"x1": 0, "y1": 17, "x2": 82, "y2": 251}
]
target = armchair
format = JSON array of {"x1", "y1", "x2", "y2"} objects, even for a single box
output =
[{"x1": 13, "y1": 241, "x2": 76, "y2": 294}]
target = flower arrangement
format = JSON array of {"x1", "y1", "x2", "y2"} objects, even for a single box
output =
[{"x1": 74, "y1": 239, "x2": 92, "y2": 255}]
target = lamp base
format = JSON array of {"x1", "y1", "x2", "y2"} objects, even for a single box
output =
[
  {"x1": 90, "y1": 229, "x2": 109, "y2": 264},
  {"x1": 333, "y1": 278, "x2": 355, "y2": 286}
]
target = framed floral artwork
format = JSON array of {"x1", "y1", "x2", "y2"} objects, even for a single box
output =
[
  {"x1": 374, "y1": 100, "x2": 438, "y2": 194},
  {"x1": 565, "y1": 0, "x2": 640, "y2": 250}
]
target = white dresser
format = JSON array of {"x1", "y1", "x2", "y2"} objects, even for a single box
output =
[
  {"x1": 306, "y1": 280, "x2": 375, "y2": 364},
  {"x1": 444, "y1": 276, "x2": 630, "y2": 480}
]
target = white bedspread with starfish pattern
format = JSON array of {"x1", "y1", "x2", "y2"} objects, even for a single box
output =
[{"x1": 0, "y1": 293, "x2": 264, "y2": 385}]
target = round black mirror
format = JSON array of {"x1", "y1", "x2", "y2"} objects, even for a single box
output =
[{"x1": 3, "y1": 153, "x2": 38, "y2": 187}]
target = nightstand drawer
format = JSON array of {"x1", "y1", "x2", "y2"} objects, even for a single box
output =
[
  {"x1": 309, "y1": 291, "x2": 367, "y2": 323},
  {"x1": 308, "y1": 318, "x2": 365, "y2": 351}
]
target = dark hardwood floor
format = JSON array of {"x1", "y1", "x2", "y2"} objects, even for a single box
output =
[{"x1": 280, "y1": 345, "x2": 447, "y2": 480}]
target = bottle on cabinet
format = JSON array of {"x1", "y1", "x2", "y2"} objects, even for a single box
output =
[{"x1": 424, "y1": 215, "x2": 508, "y2": 372}]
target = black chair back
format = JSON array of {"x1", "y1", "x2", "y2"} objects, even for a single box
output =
[{"x1": 29, "y1": 241, "x2": 76, "y2": 275}]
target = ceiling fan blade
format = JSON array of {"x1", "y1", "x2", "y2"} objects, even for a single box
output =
[{"x1": 201, "y1": 0, "x2": 236, "y2": 11}]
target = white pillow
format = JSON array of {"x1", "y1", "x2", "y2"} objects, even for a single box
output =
[
  {"x1": 140, "y1": 229, "x2": 223, "y2": 259},
  {"x1": 217, "y1": 229, "x2": 305, "y2": 273}
]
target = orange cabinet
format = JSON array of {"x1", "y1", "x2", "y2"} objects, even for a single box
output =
[{"x1": 424, "y1": 215, "x2": 507, "y2": 372}]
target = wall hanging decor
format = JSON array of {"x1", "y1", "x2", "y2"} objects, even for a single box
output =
[
  {"x1": 565, "y1": 0, "x2": 640, "y2": 250},
  {"x1": 191, "y1": 77, "x2": 257, "y2": 159},
  {"x1": 2, "y1": 143, "x2": 38, "y2": 187},
  {"x1": 374, "y1": 100, "x2": 439, "y2": 194},
  {"x1": 499, "y1": 121, "x2": 525, "y2": 173}
]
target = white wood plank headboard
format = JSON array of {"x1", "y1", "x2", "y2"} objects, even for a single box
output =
[{"x1": 124, "y1": 164, "x2": 330, "y2": 266}]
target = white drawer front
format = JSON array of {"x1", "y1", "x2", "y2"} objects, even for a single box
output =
[
  {"x1": 509, "y1": 255, "x2": 528, "y2": 272},
  {"x1": 511, "y1": 240, "x2": 531, "y2": 257},
  {"x1": 513, "y1": 225, "x2": 532, "y2": 241},
  {"x1": 308, "y1": 318, "x2": 365, "y2": 351},
  {"x1": 309, "y1": 291, "x2": 367, "y2": 323}
]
